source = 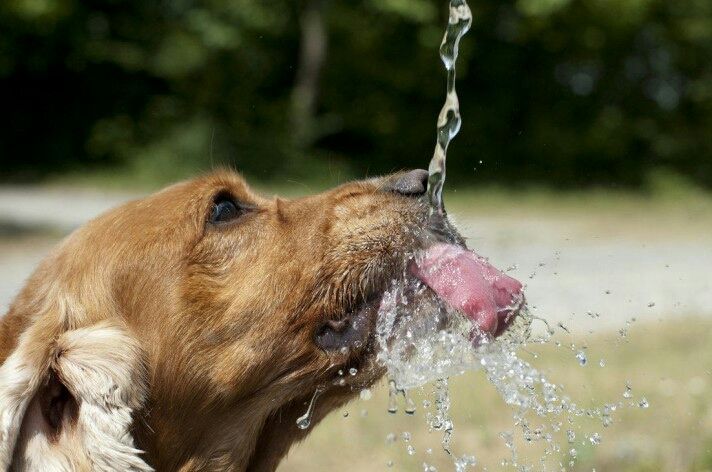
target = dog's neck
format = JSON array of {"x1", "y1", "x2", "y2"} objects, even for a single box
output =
[
  {"x1": 138, "y1": 390, "x2": 347, "y2": 472},
  {"x1": 137, "y1": 400, "x2": 266, "y2": 471},
  {"x1": 246, "y1": 393, "x2": 350, "y2": 472}
]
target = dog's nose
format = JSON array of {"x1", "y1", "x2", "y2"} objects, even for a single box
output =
[{"x1": 385, "y1": 169, "x2": 429, "y2": 197}]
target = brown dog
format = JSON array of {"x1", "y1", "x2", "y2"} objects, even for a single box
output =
[{"x1": 0, "y1": 169, "x2": 521, "y2": 471}]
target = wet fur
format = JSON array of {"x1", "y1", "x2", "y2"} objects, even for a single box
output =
[{"x1": 0, "y1": 170, "x2": 429, "y2": 471}]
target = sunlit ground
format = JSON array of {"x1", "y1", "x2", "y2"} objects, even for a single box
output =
[{"x1": 280, "y1": 318, "x2": 712, "y2": 472}]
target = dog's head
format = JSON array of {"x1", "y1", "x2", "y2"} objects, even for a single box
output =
[{"x1": 0, "y1": 169, "x2": 523, "y2": 471}]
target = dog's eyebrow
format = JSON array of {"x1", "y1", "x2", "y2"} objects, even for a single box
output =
[
  {"x1": 211, "y1": 188, "x2": 261, "y2": 209},
  {"x1": 209, "y1": 183, "x2": 258, "y2": 204},
  {"x1": 211, "y1": 189, "x2": 237, "y2": 203}
]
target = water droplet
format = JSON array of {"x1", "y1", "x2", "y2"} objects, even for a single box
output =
[
  {"x1": 638, "y1": 397, "x2": 649, "y2": 408},
  {"x1": 386, "y1": 460, "x2": 394, "y2": 468},
  {"x1": 566, "y1": 429, "x2": 575, "y2": 443},
  {"x1": 454, "y1": 455, "x2": 476, "y2": 471},
  {"x1": 623, "y1": 382, "x2": 633, "y2": 399},
  {"x1": 589, "y1": 433, "x2": 602, "y2": 445},
  {"x1": 343, "y1": 411, "x2": 349, "y2": 418},
  {"x1": 349, "y1": 367, "x2": 358, "y2": 376},
  {"x1": 386, "y1": 433, "x2": 397, "y2": 445},
  {"x1": 296, "y1": 387, "x2": 324, "y2": 430},
  {"x1": 599, "y1": 359, "x2": 606, "y2": 367},
  {"x1": 576, "y1": 351, "x2": 587, "y2": 366},
  {"x1": 407, "y1": 444, "x2": 416, "y2": 456},
  {"x1": 359, "y1": 388, "x2": 372, "y2": 401},
  {"x1": 404, "y1": 392, "x2": 417, "y2": 415},
  {"x1": 647, "y1": 302, "x2": 656, "y2": 308},
  {"x1": 501, "y1": 431, "x2": 515, "y2": 448},
  {"x1": 387, "y1": 380, "x2": 398, "y2": 414}
]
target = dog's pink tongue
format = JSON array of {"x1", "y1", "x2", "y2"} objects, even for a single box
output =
[{"x1": 411, "y1": 243, "x2": 523, "y2": 335}]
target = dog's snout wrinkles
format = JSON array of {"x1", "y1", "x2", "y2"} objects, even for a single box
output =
[{"x1": 386, "y1": 169, "x2": 429, "y2": 196}]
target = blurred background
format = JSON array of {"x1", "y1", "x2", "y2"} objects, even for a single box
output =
[
  {"x1": 0, "y1": 0, "x2": 711, "y2": 470},
  {"x1": 1, "y1": 0, "x2": 711, "y2": 187}
]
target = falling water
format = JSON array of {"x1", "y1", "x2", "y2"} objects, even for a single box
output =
[{"x1": 426, "y1": 0, "x2": 473, "y2": 215}]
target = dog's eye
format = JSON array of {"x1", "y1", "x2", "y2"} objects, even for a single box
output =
[{"x1": 209, "y1": 195, "x2": 243, "y2": 224}]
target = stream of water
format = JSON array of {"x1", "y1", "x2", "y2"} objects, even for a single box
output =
[{"x1": 426, "y1": 0, "x2": 472, "y2": 215}]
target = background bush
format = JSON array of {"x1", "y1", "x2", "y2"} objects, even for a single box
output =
[{"x1": 0, "y1": 0, "x2": 710, "y2": 188}]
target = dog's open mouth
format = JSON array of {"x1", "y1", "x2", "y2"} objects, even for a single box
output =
[
  {"x1": 317, "y1": 235, "x2": 525, "y2": 350},
  {"x1": 366, "y1": 240, "x2": 527, "y2": 389},
  {"x1": 410, "y1": 242, "x2": 524, "y2": 338},
  {"x1": 315, "y1": 216, "x2": 527, "y2": 392}
]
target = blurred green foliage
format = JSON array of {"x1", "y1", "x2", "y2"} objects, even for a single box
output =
[{"x1": 0, "y1": 0, "x2": 710, "y2": 187}]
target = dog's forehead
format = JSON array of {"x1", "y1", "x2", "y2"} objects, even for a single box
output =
[
  {"x1": 143, "y1": 170, "x2": 258, "y2": 213},
  {"x1": 181, "y1": 170, "x2": 253, "y2": 200}
]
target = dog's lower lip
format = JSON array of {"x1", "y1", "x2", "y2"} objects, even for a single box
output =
[{"x1": 315, "y1": 295, "x2": 381, "y2": 353}]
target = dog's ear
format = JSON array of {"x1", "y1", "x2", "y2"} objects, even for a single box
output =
[{"x1": 0, "y1": 320, "x2": 153, "y2": 471}]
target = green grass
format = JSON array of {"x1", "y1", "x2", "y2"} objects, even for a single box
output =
[{"x1": 279, "y1": 318, "x2": 712, "y2": 471}]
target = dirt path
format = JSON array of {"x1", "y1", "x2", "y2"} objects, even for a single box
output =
[{"x1": 1, "y1": 186, "x2": 710, "y2": 334}]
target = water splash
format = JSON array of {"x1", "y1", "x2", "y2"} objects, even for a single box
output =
[
  {"x1": 427, "y1": 0, "x2": 473, "y2": 215},
  {"x1": 296, "y1": 387, "x2": 324, "y2": 430},
  {"x1": 370, "y1": 1, "x2": 645, "y2": 468},
  {"x1": 374, "y1": 272, "x2": 643, "y2": 469},
  {"x1": 376, "y1": 275, "x2": 534, "y2": 391},
  {"x1": 376, "y1": 278, "x2": 488, "y2": 390}
]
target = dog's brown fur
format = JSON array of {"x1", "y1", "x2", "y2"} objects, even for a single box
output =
[{"x1": 0, "y1": 170, "x2": 433, "y2": 471}]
